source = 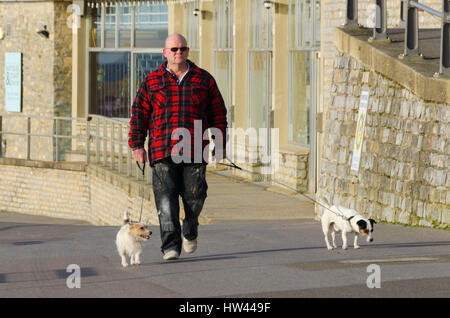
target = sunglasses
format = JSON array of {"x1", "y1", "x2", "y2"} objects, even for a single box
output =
[{"x1": 168, "y1": 47, "x2": 188, "y2": 52}]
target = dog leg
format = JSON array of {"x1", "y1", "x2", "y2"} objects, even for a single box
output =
[
  {"x1": 120, "y1": 252, "x2": 129, "y2": 267},
  {"x1": 331, "y1": 231, "x2": 337, "y2": 249},
  {"x1": 324, "y1": 233, "x2": 333, "y2": 250},
  {"x1": 322, "y1": 225, "x2": 333, "y2": 250},
  {"x1": 354, "y1": 233, "x2": 360, "y2": 249},
  {"x1": 341, "y1": 232, "x2": 348, "y2": 250},
  {"x1": 134, "y1": 252, "x2": 141, "y2": 265}
]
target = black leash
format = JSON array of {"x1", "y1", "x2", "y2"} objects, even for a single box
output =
[
  {"x1": 136, "y1": 161, "x2": 146, "y2": 223},
  {"x1": 219, "y1": 157, "x2": 352, "y2": 222}
]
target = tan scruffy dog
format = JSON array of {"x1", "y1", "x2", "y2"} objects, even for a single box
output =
[{"x1": 115, "y1": 210, "x2": 152, "y2": 267}]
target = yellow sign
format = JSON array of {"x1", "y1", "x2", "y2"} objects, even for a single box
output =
[{"x1": 351, "y1": 90, "x2": 369, "y2": 172}]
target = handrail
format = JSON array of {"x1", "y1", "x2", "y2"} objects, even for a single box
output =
[
  {"x1": 410, "y1": 1, "x2": 442, "y2": 18},
  {"x1": 344, "y1": 0, "x2": 450, "y2": 77},
  {"x1": 0, "y1": 114, "x2": 149, "y2": 182}
]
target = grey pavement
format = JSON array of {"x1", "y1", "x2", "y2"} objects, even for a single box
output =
[{"x1": 0, "y1": 171, "x2": 449, "y2": 298}]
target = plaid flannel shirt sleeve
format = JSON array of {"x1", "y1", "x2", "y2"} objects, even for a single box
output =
[
  {"x1": 128, "y1": 79, "x2": 151, "y2": 150},
  {"x1": 206, "y1": 76, "x2": 228, "y2": 158}
]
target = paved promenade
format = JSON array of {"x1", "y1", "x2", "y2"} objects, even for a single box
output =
[{"x1": 0, "y1": 171, "x2": 449, "y2": 299}]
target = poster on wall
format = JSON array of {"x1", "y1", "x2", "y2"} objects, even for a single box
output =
[
  {"x1": 351, "y1": 88, "x2": 369, "y2": 173},
  {"x1": 5, "y1": 52, "x2": 22, "y2": 112}
]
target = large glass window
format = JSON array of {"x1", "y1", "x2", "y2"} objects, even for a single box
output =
[
  {"x1": 213, "y1": 0, "x2": 233, "y2": 126},
  {"x1": 87, "y1": 1, "x2": 168, "y2": 118},
  {"x1": 135, "y1": 4, "x2": 168, "y2": 47},
  {"x1": 89, "y1": 52, "x2": 130, "y2": 118},
  {"x1": 248, "y1": 0, "x2": 272, "y2": 130},
  {"x1": 184, "y1": 0, "x2": 200, "y2": 64},
  {"x1": 288, "y1": 0, "x2": 320, "y2": 145}
]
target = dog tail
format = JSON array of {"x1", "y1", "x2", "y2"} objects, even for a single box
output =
[
  {"x1": 123, "y1": 210, "x2": 130, "y2": 225},
  {"x1": 317, "y1": 196, "x2": 330, "y2": 219},
  {"x1": 320, "y1": 196, "x2": 330, "y2": 207}
]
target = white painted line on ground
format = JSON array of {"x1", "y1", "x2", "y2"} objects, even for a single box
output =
[{"x1": 340, "y1": 257, "x2": 439, "y2": 264}]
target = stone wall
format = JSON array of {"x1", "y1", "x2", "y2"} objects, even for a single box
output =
[
  {"x1": 318, "y1": 49, "x2": 449, "y2": 229},
  {"x1": 0, "y1": 159, "x2": 90, "y2": 222},
  {"x1": 0, "y1": 158, "x2": 159, "y2": 226},
  {"x1": 321, "y1": 0, "x2": 443, "y2": 134},
  {"x1": 0, "y1": 1, "x2": 72, "y2": 160},
  {"x1": 87, "y1": 164, "x2": 159, "y2": 226}
]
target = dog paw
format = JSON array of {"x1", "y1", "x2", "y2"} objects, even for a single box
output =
[
  {"x1": 326, "y1": 246, "x2": 334, "y2": 250},
  {"x1": 354, "y1": 245, "x2": 360, "y2": 249},
  {"x1": 122, "y1": 263, "x2": 129, "y2": 268},
  {"x1": 342, "y1": 246, "x2": 348, "y2": 250}
]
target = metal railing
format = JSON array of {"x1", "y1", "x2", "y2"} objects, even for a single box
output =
[
  {"x1": 345, "y1": 0, "x2": 450, "y2": 76},
  {"x1": 0, "y1": 114, "x2": 89, "y2": 162},
  {"x1": 88, "y1": 115, "x2": 151, "y2": 182},
  {"x1": 0, "y1": 114, "x2": 149, "y2": 181}
]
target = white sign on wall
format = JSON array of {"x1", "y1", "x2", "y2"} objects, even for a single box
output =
[
  {"x1": 5, "y1": 52, "x2": 22, "y2": 112},
  {"x1": 351, "y1": 89, "x2": 369, "y2": 172}
]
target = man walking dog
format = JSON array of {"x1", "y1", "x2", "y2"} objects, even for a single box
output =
[{"x1": 128, "y1": 33, "x2": 227, "y2": 260}]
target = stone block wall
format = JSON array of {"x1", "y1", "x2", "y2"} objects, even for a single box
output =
[
  {"x1": 87, "y1": 164, "x2": 159, "y2": 226},
  {"x1": 321, "y1": 0, "x2": 443, "y2": 127},
  {"x1": 0, "y1": 159, "x2": 159, "y2": 226},
  {"x1": 274, "y1": 147, "x2": 309, "y2": 193},
  {"x1": 0, "y1": 159, "x2": 90, "y2": 222},
  {"x1": 0, "y1": 1, "x2": 72, "y2": 160},
  {"x1": 318, "y1": 52, "x2": 449, "y2": 228}
]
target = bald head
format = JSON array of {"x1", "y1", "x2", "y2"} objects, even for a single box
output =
[
  {"x1": 165, "y1": 33, "x2": 188, "y2": 48},
  {"x1": 163, "y1": 33, "x2": 190, "y2": 71}
]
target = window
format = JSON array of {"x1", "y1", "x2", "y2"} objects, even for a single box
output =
[
  {"x1": 184, "y1": 0, "x2": 200, "y2": 65},
  {"x1": 213, "y1": 0, "x2": 233, "y2": 126},
  {"x1": 87, "y1": 1, "x2": 168, "y2": 118},
  {"x1": 248, "y1": 0, "x2": 272, "y2": 130},
  {"x1": 288, "y1": 0, "x2": 320, "y2": 145}
]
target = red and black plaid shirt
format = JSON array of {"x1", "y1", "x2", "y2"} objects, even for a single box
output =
[{"x1": 128, "y1": 60, "x2": 227, "y2": 164}]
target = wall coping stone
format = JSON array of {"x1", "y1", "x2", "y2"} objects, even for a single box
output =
[
  {"x1": 87, "y1": 164, "x2": 153, "y2": 199},
  {"x1": 279, "y1": 144, "x2": 310, "y2": 156},
  {"x1": 0, "y1": 158, "x2": 87, "y2": 171},
  {"x1": 334, "y1": 27, "x2": 450, "y2": 104}
]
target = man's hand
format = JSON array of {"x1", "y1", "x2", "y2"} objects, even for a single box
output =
[{"x1": 133, "y1": 148, "x2": 148, "y2": 163}]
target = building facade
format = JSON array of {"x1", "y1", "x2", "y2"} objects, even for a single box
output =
[{"x1": 1, "y1": 0, "x2": 448, "y2": 228}]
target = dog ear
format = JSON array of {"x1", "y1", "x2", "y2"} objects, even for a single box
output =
[
  {"x1": 369, "y1": 219, "x2": 377, "y2": 227},
  {"x1": 357, "y1": 220, "x2": 367, "y2": 230},
  {"x1": 321, "y1": 197, "x2": 330, "y2": 207}
]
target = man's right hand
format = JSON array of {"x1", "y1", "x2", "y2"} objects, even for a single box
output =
[{"x1": 132, "y1": 148, "x2": 148, "y2": 163}]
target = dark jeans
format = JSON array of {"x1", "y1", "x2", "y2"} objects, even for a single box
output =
[{"x1": 152, "y1": 159, "x2": 208, "y2": 255}]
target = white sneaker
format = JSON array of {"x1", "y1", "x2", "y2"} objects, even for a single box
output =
[
  {"x1": 163, "y1": 250, "x2": 179, "y2": 261},
  {"x1": 182, "y1": 236, "x2": 197, "y2": 254}
]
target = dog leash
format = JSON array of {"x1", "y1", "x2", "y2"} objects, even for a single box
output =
[
  {"x1": 220, "y1": 157, "x2": 352, "y2": 223},
  {"x1": 136, "y1": 161, "x2": 146, "y2": 223}
]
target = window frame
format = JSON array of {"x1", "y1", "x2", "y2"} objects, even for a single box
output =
[
  {"x1": 86, "y1": 2, "x2": 168, "y2": 118},
  {"x1": 287, "y1": 0, "x2": 320, "y2": 146},
  {"x1": 213, "y1": 0, "x2": 234, "y2": 127}
]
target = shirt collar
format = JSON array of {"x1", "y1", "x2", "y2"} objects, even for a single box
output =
[{"x1": 166, "y1": 61, "x2": 190, "y2": 84}]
